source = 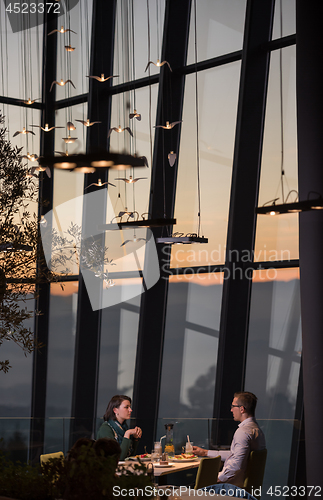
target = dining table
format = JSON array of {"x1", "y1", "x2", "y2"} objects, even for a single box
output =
[
  {"x1": 152, "y1": 459, "x2": 201, "y2": 478},
  {"x1": 118, "y1": 459, "x2": 236, "y2": 498},
  {"x1": 120, "y1": 457, "x2": 201, "y2": 486}
]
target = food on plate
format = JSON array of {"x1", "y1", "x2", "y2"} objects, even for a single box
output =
[
  {"x1": 135, "y1": 453, "x2": 151, "y2": 459},
  {"x1": 174, "y1": 453, "x2": 196, "y2": 459},
  {"x1": 160, "y1": 460, "x2": 169, "y2": 465}
]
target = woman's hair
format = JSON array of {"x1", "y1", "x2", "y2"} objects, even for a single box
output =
[{"x1": 103, "y1": 394, "x2": 132, "y2": 421}]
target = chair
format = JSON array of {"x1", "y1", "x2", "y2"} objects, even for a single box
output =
[
  {"x1": 194, "y1": 456, "x2": 221, "y2": 489},
  {"x1": 40, "y1": 451, "x2": 64, "y2": 466},
  {"x1": 243, "y1": 449, "x2": 267, "y2": 500}
]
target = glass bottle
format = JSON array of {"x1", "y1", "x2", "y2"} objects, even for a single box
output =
[{"x1": 164, "y1": 423, "x2": 175, "y2": 456}]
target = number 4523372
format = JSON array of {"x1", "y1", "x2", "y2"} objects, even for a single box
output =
[{"x1": 6, "y1": 3, "x2": 61, "y2": 14}]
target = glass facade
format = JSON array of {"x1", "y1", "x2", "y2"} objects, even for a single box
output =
[
  {"x1": 245, "y1": 268, "x2": 301, "y2": 494},
  {"x1": 96, "y1": 291, "x2": 140, "y2": 421},
  {"x1": 159, "y1": 274, "x2": 223, "y2": 418},
  {"x1": 0, "y1": 0, "x2": 308, "y2": 492},
  {"x1": 186, "y1": 0, "x2": 246, "y2": 64},
  {"x1": 255, "y1": 45, "x2": 298, "y2": 261},
  {"x1": 172, "y1": 63, "x2": 241, "y2": 267}
]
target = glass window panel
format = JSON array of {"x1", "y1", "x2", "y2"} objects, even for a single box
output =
[
  {"x1": 180, "y1": 329, "x2": 218, "y2": 408},
  {"x1": 246, "y1": 267, "x2": 301, "y2": 416},
  {"x1": 0, "y1": 11, "x2": 43, "y2": 100},
  {"x1": 0, "y1": 296, "x2": 34, "y2": 462},
  {"x1": 49, "y1": 104, "x2": 87, "y2": 275},
  {"x1": 96, "y1": 295, "x2": 140, "y2": 421},
  {"x1": 0, "y1": 417, "x2": 31, "y2": 463},
  {"x1": 54, "y1": 102, "x2": 88, "y2": 155},
  {"x1": 56, "y1": 0, "x2": 93, "y2": 99},
  {"x1": 45, "y1": 282, "x2": 78, "y2": 419},
  {"x1": 1, "y1": 106, "x2": 39, "y2": 224},
  {"x1": 0, "y1": 297, "x2": 34, "y2": 417},
  {"x1": 272, "y1": 0, "x2": 296, "y2": 40},
  {"x1": 245, "y1": 268, "x2": 301, "y2": 495},
  {"x1": 159, "y1": 274, "x2": 223, "y2": 418},
  {"x1": 108, "y1": 85, "x2": 158, "y2": 221},
  {"x1": 172, "y1": 63, "x2": 241, "y2": 267},
  {"x1": 4, "y1": 105, "x2": 41, "y2": 168},
  {"x1": 255, "y1": 46, "x2": 298, "y2": 261},
  {"x1": 114, "y1": 0, "x2": 166, "y2": 81},
  {"x1": 117, "y1": 309, "x2": 139, "y2": 394},
  {"x1": 187, "y1": 0, "x2": 246, "y2": 65},
  {"x1": 185, "y1": 274, "x2": 223, "y2": 329}
]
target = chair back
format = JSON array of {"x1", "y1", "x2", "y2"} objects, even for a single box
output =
[
  {"x1": 40, "y1": 451, "x2": 64, "y2": 465},
  {"x1": 243, "y1": 448, "x2": 267, "y2": 499},
  {"x1": 194, "y1": 456, "x2": 221, "y2": 490}
]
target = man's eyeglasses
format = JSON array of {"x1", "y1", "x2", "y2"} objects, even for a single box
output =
[{"x1": 231, "y1": 404, "x2": 242, "y2": 408}]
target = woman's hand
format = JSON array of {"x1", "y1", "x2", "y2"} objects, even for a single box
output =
[{"x1": 124, "y1": 426, "x2": 142, "y2": 440}]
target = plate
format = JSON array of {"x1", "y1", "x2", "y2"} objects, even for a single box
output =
[
  {"x1": 153, "y1": 462, "x2": 174, "y2": 468},
  {"x1": 128, "y1": 455, "x2": 151, "y2": 462},
  {"x1": 171, "y1": 457, "x2": 199, "y2": 463}
]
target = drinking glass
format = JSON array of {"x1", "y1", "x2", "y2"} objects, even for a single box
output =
[
  {"x1": 153, "y1": 441, "x2": 162, "y2": 461},
  {"x1": 151, "y1": 451, "x2": 159, "y2": 462},
  {"x1": 185, "y1": 441, "x2": 193, "y2": 453}
]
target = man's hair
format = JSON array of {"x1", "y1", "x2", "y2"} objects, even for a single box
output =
[{"x1": 234, "y1": 391, "x2": 258, "y2": 416}]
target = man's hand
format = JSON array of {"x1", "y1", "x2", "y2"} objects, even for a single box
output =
[{"x1": 192, "y1": 446, "x2": 208, "y2": 457}]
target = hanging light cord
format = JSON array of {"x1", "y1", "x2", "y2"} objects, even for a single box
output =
[
  {"x1": 80, "y1": 0, "x2": 85, "y2": 148},
  {"x1": 194, "y1": 0, "x2": 202, "y2": 237},
  {"x1": 279, "y1": 0, "x2": 285, "y2": 204},
  {"x1": 156, "y1": 0, "x2": 160, "y2": 58},
  {"x1": 130, "y1": 0, "x2": 136, "y2": 214},
  {"x1": 146, "y1": 0, "x2": 153, "y2": 172}
]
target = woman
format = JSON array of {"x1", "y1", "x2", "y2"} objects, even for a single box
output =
[{"x1": 97, "y1": 395, "x2": 142, "y2": 460}]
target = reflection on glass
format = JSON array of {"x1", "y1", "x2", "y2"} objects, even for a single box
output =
[
  {"x1": 108, "y1": 85, "x2": 158, "y2": 222},
  {"x1": 272, "y1": 0, "x2": 296, "y2": 40},
  {"x1": 43, "y1": 282, "x2": 78, "y2": 453},
  {"x1": 245, "y1": 268, "x2": 301, "y2": 495},
  {"x1": 0, "y1": 297, "x2": 34, "y2": 461},
  {"x1": 0, "y1": 9, "x2": 43, "y2": 100},
  {"x1": 96, "y1": 296, "x2": 140, "y2": 421},
  {"x1": 117, "y1": 309, "x2": 139, "y2": 394},
  {"x1": 54, "y1": 103, "x2": 88, "y2": 156},
  {"x1": 180, "y1": 329, "x2": 218, "y2": 409},
  {"x1": 114, "y1": 0, "x2": 166, "y2": 80},
  {"x1": 255, "y1": 46, "x2": 298, "y2": 261},
  {"x1": 56, "y1": 0, "x2": 93, "y2": 99},
  {"x1": 0, "y1": 297, "x2": 34, "y2": 417},
  {"x1": 172, "y1": 64, "x2": 241, "y2": 267},
  {"x1": 159, "y1": 274, "x2": 222, "y2": 418},
  {"x1": 4, "y1": 106, "x2": 41, "y2": 184},
  {"x1": 45, "y1": 282, "x2": 78, "y2": 418},
  {"x1": 187, "y1": 0, "x2": 246, "y2": 64},
  {"x1": 51, "y1": 104, "x2": 87, "y2": 275}
]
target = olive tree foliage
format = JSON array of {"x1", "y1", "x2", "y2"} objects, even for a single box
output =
[
  {"x1": 0, "y1": 112, "x2": 115, "y2": 372},
  {"x1": 0, "y1": 111, "x2": 52, "y2": 373}
]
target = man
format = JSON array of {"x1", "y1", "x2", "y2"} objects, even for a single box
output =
[{"x1": 193, "y1": 391, "x2": 266, "y2": 488}]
